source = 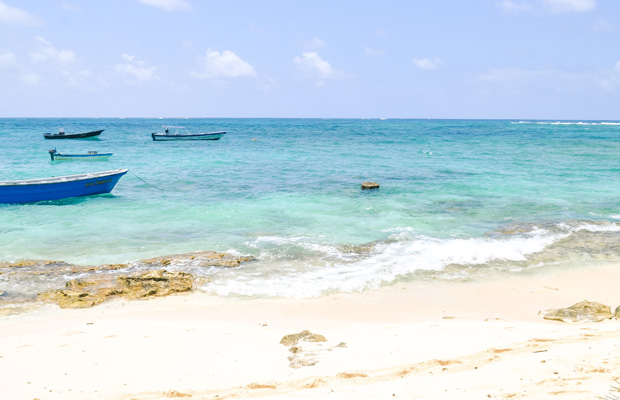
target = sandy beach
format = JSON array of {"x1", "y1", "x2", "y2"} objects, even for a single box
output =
[{"x1": 2, "y1": 263, "x2": 620, "y2": 400}]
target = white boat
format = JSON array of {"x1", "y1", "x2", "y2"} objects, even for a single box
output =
[
  {"x1": 151, "y1": 126, "x2": 226, "y2": 141},
  {"x1": 49, "y1": 149, "x2": 113, "y2": 161}
]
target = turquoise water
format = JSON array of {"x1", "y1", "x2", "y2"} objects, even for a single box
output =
[{"x1": 2, "y1": 118, "x2": 620, "y2": 301}]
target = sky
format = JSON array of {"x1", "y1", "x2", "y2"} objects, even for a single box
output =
[{"x1": 0, "y1": 0, "x2": 619, "y2": 119}]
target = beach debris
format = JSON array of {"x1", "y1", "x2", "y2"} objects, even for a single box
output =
[
  {"x1": 361, "y1": 181, "x2": 380, "y2": 190},
  {"x1": 541, "y1": 300, "x2": 612, "y2": 322},
  {"x1": 602, "y1": 380, "x2": 620, "y2": 400},
  {"x1": 37, "y1": 270, "x2": 203, "y2": 308}
]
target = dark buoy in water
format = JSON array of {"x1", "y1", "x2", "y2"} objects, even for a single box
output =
[{"x1": 361, "y1": 182, "x2": 379, "y2": 190}]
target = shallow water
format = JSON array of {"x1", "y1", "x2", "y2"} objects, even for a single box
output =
[{"x1": 2, "y1": 118, "x2": 620, "y2": 307}]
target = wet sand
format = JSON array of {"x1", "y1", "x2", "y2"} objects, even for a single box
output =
[{"x1": 2, "y1": 263, "x2": 620, "y2": 399}]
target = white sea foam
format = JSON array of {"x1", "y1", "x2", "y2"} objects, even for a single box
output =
[
  {"x1": 511, "y1": 121, "x2": 620, "y2": 125},
  {"x1": 201, "y1": 227, "x2": 568, "y2": 298},
  {"x1": 557, "y1": 221, "x2": 620, "y2": 233}
]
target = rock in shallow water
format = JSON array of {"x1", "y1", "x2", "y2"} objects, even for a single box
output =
[{"x1": 361, "y1": 181, "x2": 379, "y2": 190}]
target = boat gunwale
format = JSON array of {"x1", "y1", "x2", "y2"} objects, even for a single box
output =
[{"x1": 0, "y1": 169, "x2": 129, "y2": 187}]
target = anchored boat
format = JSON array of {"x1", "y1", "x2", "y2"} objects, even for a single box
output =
[
  {"x1": 0, "y1": 169, "x2": 128, "y2": 204},
  {"x1": 49, "y1": 149, "x2": 113, "y2": 161},
  {"x1": 151, "y1": 126, "x2": 226, "y2": 141},
  {"x1": 43, "y1": 128, "x2": 104, "y2": 139}
]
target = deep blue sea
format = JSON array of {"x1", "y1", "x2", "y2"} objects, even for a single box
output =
[{"x1": 2, "y1": 118, "x2": 620, "y2": 306}]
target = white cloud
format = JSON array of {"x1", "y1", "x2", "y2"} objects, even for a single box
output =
[
  {"x1": 373, "y1": 29, "x2": 390, "y2": 38},
  {"x1": 191, "y1": 49, "x2": 256, "y2": 79},
  {"x1": 498, "y1": 0, "x2": 535, "y2": 13},
  {"x1": 293, "y1": 52, "x2": 343, "y2": 86},
  {"x1": 137, "y1": 0, "x2": 191, "y2": 12},
  {"x1": 480, "y1": 67, "x2": 556, "y2": 82},
  {"x1": 478, "y1": 67, "x2": 591, "y2": 91},
  {"x1": 498, "y1": 0, "x2": 595, "y2": 13},
  {"x1": 60, "y1": 1, "x2": 82, "y2": 11},
  {"x1": 30, "y1": 37, "x2": 76, "y2": 64},
  {"x1": 593, "y1": 61, "x2": 620, "y2": 92},
  {"x1": 115, "y1": 53, "x2": 158, "y2": 82},
  {"x1": 364, "y1": 46, "x2": 384, "y2": 56},
  {"x1": 21, "y1": 73, "x2": 41, "y2": 86},
  {"x1": 541, "y1": 0, "x2": 595, "y2": 13},
  {"x1": 0, "y1": 51, "x2": 16, "y2": 67},
  {"x1": 592, "y1": 18, "x2": 613, "y2": 33},
  {"x1": 304, "y1": 37, "x2": 326, "y2": 50},
  {"x1": 0, "y1": 1, "x2": 40, "y2": 25},
  {"x1": 413, "y1": 58, "x2": 442, "y2": 70},
  {"x1": 256, "y1": 77, "x2": 279, "y2": 92}
]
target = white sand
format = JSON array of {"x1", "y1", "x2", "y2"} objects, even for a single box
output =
[{"x1": 2, "y1": 264, "x2": 620, "y2": 399}]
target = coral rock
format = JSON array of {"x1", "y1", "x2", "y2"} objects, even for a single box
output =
[
  {"x1": 280, "y1": 330, "x2": 327, "y2": 346},
  {"x1": 542, "y1": 300, "x2": 612, "y2": 322}
]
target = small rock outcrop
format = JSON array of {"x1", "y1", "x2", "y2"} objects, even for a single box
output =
[{"x1": 542, "y1": 300, "x2": 612, "y2": 322}]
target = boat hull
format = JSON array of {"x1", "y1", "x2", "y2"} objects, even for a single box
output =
[
  {"x1": 0, "y1": 169, "x2": 128, "y2": 204},
  {"x1": 151, "y1": 131, "x2": 226, "y2": 141},
  {"x1": 44, "y1": 130, "x2": 104, "y2": 139}
]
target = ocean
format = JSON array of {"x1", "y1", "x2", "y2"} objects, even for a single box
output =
[{"x1": 2, "y1": 118, "x2": 620, "y2": 309}]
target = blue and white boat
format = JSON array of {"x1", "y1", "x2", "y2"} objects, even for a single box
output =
[
  {"x1": 151, "y1": 126, "x2": 226, "y2": 141},
  {"x1": 49, "y1": 149, "x2": 113, "y2": 161},
  {"x1": 0, "y1": 169, "x2": 128, "y2": 204}
]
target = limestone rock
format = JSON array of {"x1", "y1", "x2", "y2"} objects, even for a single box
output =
[
  {"x1": 280, "y1": 330, "x2": 327, "y2": 346},
  {"x1": 614, "y1": 305, "x2": 620, "y2": 319},
  {"x1": 65, "y1": 279, "x2": 98, "y2": 290},
  {"x1": 139, "y1": 251, "x2": 255, "y2": 268},
  {"x1": 37, "y1": 289, "x2": 108, "y2": 309},
  {"x1": 542, "y1": 300, "x2": 612, "y2": 322},
  {"x1": 116, "y1": 270, "x2": 194, "y2": 299},
  {"x1": 38, "y1": 269, "x2": 203, "y2": 309}
]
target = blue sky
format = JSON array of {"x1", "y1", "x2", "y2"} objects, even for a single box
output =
[{"x1": 0, "y1": 0, "x2": 619, "y2": 119}]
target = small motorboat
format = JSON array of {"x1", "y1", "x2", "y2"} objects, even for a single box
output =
[
  {"x1": 43, "y1": 128, "x2": 104, "y2": 139},
  {"x1": 151, "y1": 126, "x2": 226, "y2": 141},
  {"x1": 49, "y1": 149, "x2": 113, "y2": 161},
  {"x1": 0, "y1": 169, "x2": 128, "y2": 204}
]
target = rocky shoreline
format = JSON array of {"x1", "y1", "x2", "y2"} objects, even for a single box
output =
[{"x1": 0, "y1": 251, "x2": 255, "y2": 312}]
